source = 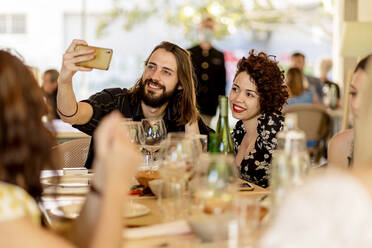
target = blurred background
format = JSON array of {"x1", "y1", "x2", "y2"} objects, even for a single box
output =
[{"x1": 0, "y1": 0, "x2": 335, "y2": 98}]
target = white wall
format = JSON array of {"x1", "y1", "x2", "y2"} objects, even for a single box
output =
[
  {"x1": 358, "y1": 0, "x2": 372, "y2": 21},
  {"x1": 0, "y1": 0, "x2": 112, "y2": 72}
]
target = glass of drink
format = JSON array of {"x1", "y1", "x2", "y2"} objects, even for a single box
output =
[{"x1": 141, "y1": 119, "x2": 167, "y2": 162}]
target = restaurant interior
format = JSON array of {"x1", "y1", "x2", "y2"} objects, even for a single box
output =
[{"x1": 1, "y1": 0, "x2": 372, "y2": 247}]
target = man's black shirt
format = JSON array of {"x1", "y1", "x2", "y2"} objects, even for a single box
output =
[{"x1": 72, "y1": 88, "x2": 214, "y2": 168}]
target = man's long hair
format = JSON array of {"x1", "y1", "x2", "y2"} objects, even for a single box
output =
[{"x1": 129, "y1": 41, "x2": 198, "y2": 126}]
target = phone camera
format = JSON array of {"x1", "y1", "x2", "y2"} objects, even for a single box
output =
[{"x1": 106, "y1": 50, "x2": 111, "y2": 54}]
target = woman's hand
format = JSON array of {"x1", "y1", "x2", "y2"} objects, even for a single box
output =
[
  {"x1": 93, "y1": 112, "x2": 141, "y2": 191},
  {"x1": 185, "y1": 119, "x2": 200, "y2": 135},
  {"x1": 58, "y1": 39, "x2": 95, "y2": 85}
]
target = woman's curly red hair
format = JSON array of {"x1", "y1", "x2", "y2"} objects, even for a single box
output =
[{"x1": 234, "y1": 50, "x2": 289, "y2": 114}]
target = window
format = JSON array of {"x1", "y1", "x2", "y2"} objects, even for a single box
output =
[
  {"x1": 11, "y1": 15, "x2": 26, "y2": 33},
  {"x1": 0, "y1": 15, "x2": 6, "y2": 33},
  {"x1": 0, "y1": 14, "x2": 26, "y2": 34}
]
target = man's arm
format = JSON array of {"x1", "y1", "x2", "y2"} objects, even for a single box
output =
[{"x1": 57, "y1": 39, "x2": 95, "y2": 125}]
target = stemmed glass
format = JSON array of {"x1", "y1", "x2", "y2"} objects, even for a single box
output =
[
  {"x1": 141, "y1": 119, "x2": 167, "y2": 162},
  {"x1": 120, "y1": 119, "x2": 145, "y2": 206},
  {"x1": 120, "y1": 120, "x2": 145, "y2": 146},
  {"x1": 160, "y1": 132, "x2": 196, "y2": 182},
  {"x1": 157, "y1": 132, "x2": 196, "y2": 219}
]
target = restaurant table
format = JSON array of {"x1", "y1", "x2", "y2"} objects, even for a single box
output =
[
  {"x1": 44, "y1": 119, "x2": 89, "y2": 143},
  {"x1": 41, "y1": 171, "x2": 269, "y2": 247},
  {"x1": 124, "y1": 185, "x2": 269, "y2": 248}
]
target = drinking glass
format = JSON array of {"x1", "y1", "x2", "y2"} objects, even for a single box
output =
[
  {"x1": 191, "y1": 134, "x2": 208, "y2": 154},
  {"x1": 189, "y1": 154, "x2": 239, "y2": 242},
  {"x1": 120, "y1": 120, "x2": 145, "y2": 146},
  {"x1": 141, "y1": 119, "x2": 167, "y2": 162},
  {"x1": 157, "y1": 132, "x2": 196, "y2": 219},
  {"x1": 191, "y1": 154, "x2": 239, "y2": 215},
  {"x1": 161, "y1": 134, "x2": 195, "y2": 179},
  {"x1": 234, "y1": 197, "x2": 261, "y2": 247}
]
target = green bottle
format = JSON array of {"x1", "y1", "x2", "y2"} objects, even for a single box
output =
[{"x1": 215, "y1": 96, "x2": 235, "y2": 154}]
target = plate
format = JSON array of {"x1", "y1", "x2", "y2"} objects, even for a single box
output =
[
  {"x1": 125, "y1": 202, "x2": 151, "y2": 218},
  {"x1": 41, "y1": 175, "x2": 91, "y2": 188},
  {"x1": 50, "y1": 202, "x2": 150, "y2": 219}
]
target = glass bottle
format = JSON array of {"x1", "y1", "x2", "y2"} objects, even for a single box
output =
[
  {"x1": 329, "y1": 84, "x2": 338, "y2": 110},
  {"x1": 215, "y1": 96, "x2": 234, "y2": 155},
  {"x1": 270, "y1": 113, "x2": 310, "y2": 212}
]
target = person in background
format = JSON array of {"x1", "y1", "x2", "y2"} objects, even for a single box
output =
[
  {"x1": 188, "y1": 16, "x2": 227, "y2": 126},
  {"x1": 259, "y1": 55, "x2": 372, "y2": 248},
  {"x1": 42, "y1": 69, "x2": 60, "y2": 120},
  {"x1": 286, "y1": 67, "x2": 319, "y2": 105},
  {"x1": 57, "y1": 40, "x2": 213, "y2": 169},
  {"x1": 319, "y1": 58, "x2": 341, "y2": 108},
  {"x1": 290, "y1": 52, "x2": 324, "y2": 102},
  {"x1": 328, "y1": 54, "x2": 371, "y2": 169},
  {"x1": 0, "y1": 50, "x2": 141, "y2": 247},
  {"x1": 230, "y1": 50, "x2": 289, "y2": 188}
]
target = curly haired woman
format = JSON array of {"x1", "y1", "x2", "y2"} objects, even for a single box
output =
[{"x1": 230, "y1": 50, "x2": 289, "y2": 188}]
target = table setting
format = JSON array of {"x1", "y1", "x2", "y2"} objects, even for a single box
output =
[{"x1": 41, "y1": 118, "x2": 270, "y2": 247}]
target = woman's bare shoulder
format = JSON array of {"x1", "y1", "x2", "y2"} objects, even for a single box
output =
[
  {"x1": 329, "y1": 129, "x2": 354, "y2": 145},
  {"x1": 328, "y1": 129, "x2": 354, "y2": 168}
]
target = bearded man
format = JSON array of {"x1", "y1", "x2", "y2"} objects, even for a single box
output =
[{"x1": 57, "y1": 40, "x2": 212, "y2": 168}]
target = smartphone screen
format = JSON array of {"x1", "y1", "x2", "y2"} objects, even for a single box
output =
[{"x1": 75, "y1": 45, "x2": 113, "y2": 70}]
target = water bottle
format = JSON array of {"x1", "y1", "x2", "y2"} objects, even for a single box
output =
[{"x1": 270, "y1": 113, "x2": 310, "y2": 212}]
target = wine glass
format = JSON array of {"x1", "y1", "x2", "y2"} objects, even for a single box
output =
[
  {"x1": 120, "y1": 120, "x2": 145, "y2": 147},
  {"x1": 141, "y1": 119, "x2": 167, "y2": 162},
  {"x1": 160, "y1": 132, "x2": 196, "y2": 182},
  {"x1": 157, "y1": 132, "x2": 196, "y2": 219}
]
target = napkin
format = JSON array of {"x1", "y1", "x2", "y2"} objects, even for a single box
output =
[{"x1": 123, "y1": 220, "x2": 191, "y2": 239}]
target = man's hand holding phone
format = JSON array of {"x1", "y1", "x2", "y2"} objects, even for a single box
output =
[
  {"x1": 59, "y1": 39, "x2": 95, "y2": 85},
  {"x1": 59, "y1": 39, "x2": 113, "y2": 85}
]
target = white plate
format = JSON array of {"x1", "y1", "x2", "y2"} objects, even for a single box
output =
[
  {"x1": 125, "y1": 202, "x2": 151, "y2": 218},
  {"x1": 41, "y1": 175, "x2": 91, "y2": 188},
  {"x1": 50, "y1": 202, "x2": 150, "y2": 219}
]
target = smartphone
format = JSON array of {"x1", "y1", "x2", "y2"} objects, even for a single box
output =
[
  {"x1": 239, "y1": 182, "x2": 254, "y2": 191},
  {"x1": 75, "y1": 45, "x2": 113, "y2": 70}
]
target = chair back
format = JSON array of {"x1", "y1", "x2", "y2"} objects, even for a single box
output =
[
  {"x1": 283, "y1": 104, "x2": 332, "y2": 162},
  {"x1": 52, "y1": 138, "x2": 91, "y2": 168}
]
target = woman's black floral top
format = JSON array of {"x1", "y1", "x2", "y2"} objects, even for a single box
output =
[{"x1": 232, "y1": 112, "x2": 285, "y2": 188}]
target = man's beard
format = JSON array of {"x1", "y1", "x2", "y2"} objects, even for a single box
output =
[{"x1": 139, "y1": 79, "x2": 176, "y2": 108}]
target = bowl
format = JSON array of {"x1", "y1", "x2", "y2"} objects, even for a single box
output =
[
  {"x1": 188, "y1": 213, "x2": 232, "y2": 242},
  {"x1": 148, "y1": 179, "x2": 165, "y2": 198}
]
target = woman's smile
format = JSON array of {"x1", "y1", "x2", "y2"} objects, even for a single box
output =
[{"x1": 232, "y1": 103, "x2": 247, "y2": 113}]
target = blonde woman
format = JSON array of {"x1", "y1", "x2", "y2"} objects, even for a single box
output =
[
  {"x1": 328, "y1": 55, "x2": 371, "y2": 168},
  {"x1": 259, "y1": 58, "x2": 372, "y2": 248}
]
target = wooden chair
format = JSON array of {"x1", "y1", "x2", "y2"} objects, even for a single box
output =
[
  {"x1": 283, "y1": 104, "x2": 332, "y2": 163},
  {"x1": 52, "y1": 138, "x2": 91, "y2": 168}
]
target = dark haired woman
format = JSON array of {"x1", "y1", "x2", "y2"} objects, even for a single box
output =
[
  {"x1": 230, "y1": 50, "x2": 289, "y2": 188},
  {"x1": 0, "y1": 50, "x2": 141, "y2": 247}
]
